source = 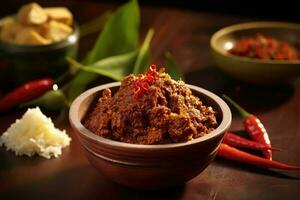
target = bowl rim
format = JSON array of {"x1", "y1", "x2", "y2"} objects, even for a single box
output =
[
  {"x1": 69, "y1": 82, "x2": 232, "y2": 150},
  {"x1": 210, "y1": 21, "x2": 300, "y2": 64},
  {"x1": 0, "y1": 15, "x2": 79, "y2": 52}
]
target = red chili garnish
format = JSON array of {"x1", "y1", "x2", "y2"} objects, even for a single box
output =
[
  {"x1": 140, "y1": 81, "x2": 149, "y2": 91},
  {"x1": 132, "y1": 65, "x2": 158, "y2": 99}
]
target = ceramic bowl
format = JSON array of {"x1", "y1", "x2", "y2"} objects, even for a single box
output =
[
  {"x1": 0, "y1": 16, "x2": 79, "y2": 89},
  {"x1": 69, "y1": 82, "x2": 232, "y2": 189},
  {"x1": 210, "y1": 21, "x2": 300, "y2": 85}
]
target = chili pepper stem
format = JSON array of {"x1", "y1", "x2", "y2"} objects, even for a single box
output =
[
  {"x1": 269, "y1": 147, "x2": 281, "y2": 151},
  {"x1": 222, "y1": 94, "x2": 250, "y2": 119}
]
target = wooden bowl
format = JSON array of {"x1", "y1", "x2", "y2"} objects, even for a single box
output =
[
  {"x1": 210, "y1": 21, "x2": 300, "y2": 85},
  {"x1": 69, "y1": 82, "x2": 232, "y2": 189}
]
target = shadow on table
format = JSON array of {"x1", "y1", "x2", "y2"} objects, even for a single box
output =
[
  {"x1": 0, "y1": 164, "x2": 186, "y2": 200},
  {"x1": 0, "y1": 148, "x2": 44, "y2": 172},
  {"x1": 185, "y1": 65, "x2": 295, "y2": 114},
  {"x1": 107, "y1": 182, "x2": 186, "y2": 200},
  {"x1": 214, "y1": 158, "x2": 300, "y2": 180}
]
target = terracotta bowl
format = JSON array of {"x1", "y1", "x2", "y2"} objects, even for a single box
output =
[{"x1": 69, "y1": 82, "x2": 232, "y2": 189}]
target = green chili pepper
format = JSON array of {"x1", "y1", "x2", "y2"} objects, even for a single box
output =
[{"x1": 21, "y1": 90, "x2": 68, "y2": 111}]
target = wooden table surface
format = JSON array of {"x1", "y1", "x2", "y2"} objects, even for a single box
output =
[{"x1": 1, "y1": 1, "x2": 300, "y2": 200}]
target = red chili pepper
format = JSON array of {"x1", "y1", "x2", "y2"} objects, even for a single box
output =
[
  {"x1": 222, "y1": 95, "x2": 273, "y2": 160},
  {"x1": 217, "y1": 144, "x2": 300, "y2": 170},
  {"x1": 223, "y1": 133, "x2": 280, "y2": 151},
  {"x1": 0, "y1": 78, "x2": 54, "y2": 111}
]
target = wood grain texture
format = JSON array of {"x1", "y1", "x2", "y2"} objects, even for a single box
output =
[{"x1": 0, "y1": 1, "x2": 300, "y2": 200}]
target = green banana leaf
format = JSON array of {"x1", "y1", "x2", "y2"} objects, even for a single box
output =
[{"x1": 67, "y1": 0, "x2": 140, "y2": 101}]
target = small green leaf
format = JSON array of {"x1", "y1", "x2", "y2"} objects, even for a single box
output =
[
  {"x1": 133, "y1": 29, "x2": 154, "y2": 75},
  {"x1": 165, "y1": 52, "x2": 184, "y2": 80},
  {"x1": 67, "y1": 50, "x2": 138, "y2": 81}
]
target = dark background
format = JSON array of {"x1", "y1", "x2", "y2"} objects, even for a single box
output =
[{"x1": 1, "y1": 0, "x2": 299, "y2": 22}]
